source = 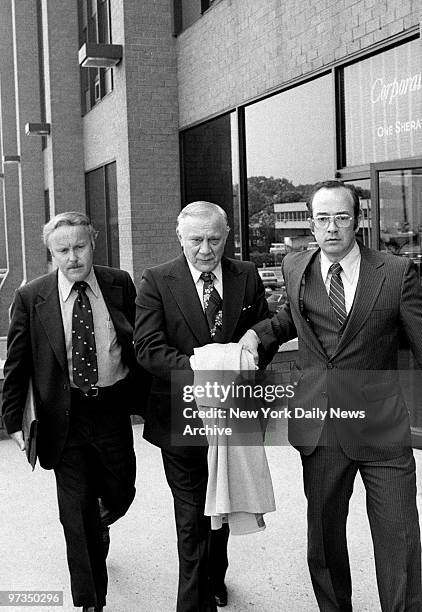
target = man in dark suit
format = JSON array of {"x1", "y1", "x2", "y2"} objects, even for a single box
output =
[
  {"x1": 134, "y1": 201, "x2": 269, "y2": 611},
  {"x1": 241, "y1": 180, "x2": 422, "y2": 611},
  {"x1": 2, "y1": 212, "x2": 141, "y2": 612}
]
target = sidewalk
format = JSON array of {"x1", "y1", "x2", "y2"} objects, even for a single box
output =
[{"x1": 1, "y1": 424, "x2": 422, "y2": 612}]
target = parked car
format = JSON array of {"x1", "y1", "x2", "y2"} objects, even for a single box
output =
[
  {"x1": 307, "y1": 241, "x2": 319, "y2": 250},
  {"x1": 258, "y1": 269, "x2": 278, "y2": 289},
  {"x1": 399, "y1": 244, "x2": 422, "y2": 262}
]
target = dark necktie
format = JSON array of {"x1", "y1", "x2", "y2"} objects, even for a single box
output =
[
  {"x1": 72, "y1": 281, "x2": 98, "y2": 392},
  {"x1": 328, "y1": 263, "x2": 347, "y2": 327},
  {"x1": 200, "y1": 272, "x2": 223, "y2": 339}
]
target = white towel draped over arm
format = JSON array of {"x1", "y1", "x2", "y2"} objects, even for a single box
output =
[{"x1": 190, "y1": 343, "x2": 276, "y2": 535}]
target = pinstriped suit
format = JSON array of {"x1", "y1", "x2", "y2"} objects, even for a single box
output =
[{"x1": 253, "y1": 243, "x2": 422, "y2": 611}]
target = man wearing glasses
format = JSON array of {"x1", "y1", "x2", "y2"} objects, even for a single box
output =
[{"x1": 241, "y1": 180, "x2": 422, "y2": 611}]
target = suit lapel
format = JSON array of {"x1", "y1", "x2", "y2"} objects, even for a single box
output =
[
  {"x1": 220, "y1": 257, "x2": 246, "y2": 342},
  {"x1": 291, "y1": 249, "x2": 328, "y2": 359},
  {"x1": 95, "y1": 265, "x2": 124, "y2": 332},
  {"x1": 166, "y1": 255, "x2": 211, "y2": 345},
  {"x1": 35, "y1": 271, "x2": 68, "y2": 376},
  {"x1": 334, "y1": 244, "x2": 385, "y2": 355}
]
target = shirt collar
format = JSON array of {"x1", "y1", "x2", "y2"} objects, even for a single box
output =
[
  {"x1": 58, "y1": 267, "x2": 98, "y2": 302},
  {"x1": 320, "y1": 241, "x2": 361, "y2": 284},
  {"x1": 186, "y1": 260, "x2": 223, "y2": 286}
]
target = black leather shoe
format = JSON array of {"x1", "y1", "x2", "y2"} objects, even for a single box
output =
[
  {"x1": 213, "y1": 584, "x2": 227, "y2": 607},
  {"x1": 81, "y1": 607, "x2": 103, "y2": 611}
]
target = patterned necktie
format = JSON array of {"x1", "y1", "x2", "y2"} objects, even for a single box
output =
[
  {"x1": 328, "y1": 263, "x2": 347, "y2": 327},
  {"x1": 200, "y1": 272, "x2": 223, "y2": 339},
  {"x1": 72, "y1": 281, "x2": 98, "y2": 392}
]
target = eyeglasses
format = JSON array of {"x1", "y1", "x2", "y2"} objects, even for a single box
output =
[{"x1": 310, "y1": 214, "x2": 354, "y2": 229}]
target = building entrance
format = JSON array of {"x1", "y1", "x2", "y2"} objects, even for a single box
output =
[{"x1": 371, "y1": 159, "x2": 422, "y2": 444}]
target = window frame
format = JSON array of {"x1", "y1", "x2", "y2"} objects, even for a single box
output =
[
  {"x1": 335, "y1": 31, "x2": 421, "y2": 179},
  {"x1": 179, "y1": 27, "x2": 420, "y2": 261},
  {"x1": 85, "y1": 161, "x2": 120, "y2": 268},
  {"x1": 174, "y1": 0, "x2": 218, "y2": 36},
  {"x1": 78, "y1": 0, "x2": 114, "y2": 116}
]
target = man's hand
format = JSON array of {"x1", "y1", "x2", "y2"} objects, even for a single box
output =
[
  {"x1": 239, "y1": 329, "x2": 260, "y2": 365},
  {"x1": 10, "y1": 430, "x2": 25, "y2": 451}
]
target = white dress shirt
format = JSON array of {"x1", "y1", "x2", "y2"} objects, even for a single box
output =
[
  {"x1": 58, "y1": 268, "x2": 128, "y2": 387},
  {"x1": 186, "y1": 260, "x2": 223, "y2": 310},
  {"x1": 320, "y1": 241, "x2": 361, "y2": 314}
]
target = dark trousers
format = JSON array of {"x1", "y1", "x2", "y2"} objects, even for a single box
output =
[
  {"x1": 161, "y1": 448, "x2": 229, "y2": 612},
  {"x1": 302, "y1": 442, "x2": 422, "y2": 612},
  {"x1": 54, "y1": 387, "x2": 136, "y2": 608},
  {"x1": 209, "y1": 523, "x2": 229, "y2": 591}
]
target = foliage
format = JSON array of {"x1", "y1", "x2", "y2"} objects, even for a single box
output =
[{"x1": 247, "y1": 176, "x2": 313, "y2": 250}]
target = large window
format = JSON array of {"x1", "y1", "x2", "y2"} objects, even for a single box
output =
[
  {"x1": 86, "y1": 162, "x2": 119, "y2": 267},
  {"x1": 342, "y1": 37, "x2": 422, "y2": 168},
  {"x1": 343, "y1": 179, "x2": 372, "y2": 247},
  {"x1": 378, "y1": 168, "x2": 422, "y2": 263},
  {"x1": 78, "y1": 0, "x2": 113, "y2": 115},
  {"x1": 179, "y1": 35, "x2": 420, "y2": 269},
  {"x1": 181, "y1": 113, "x2": 240, "y2": 259},
  {"x1": 245, "y1": 75, "x2": 335, "y2": 267}
]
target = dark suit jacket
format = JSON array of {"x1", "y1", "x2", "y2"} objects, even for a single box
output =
[
  {"x1": 134, "y1": 254, "x2": 270, "y2": 451},
  {"x1": 1, "y1": 265, "x2": 144, "y2": 469},
  {"x1": 253, "y1": 243, "x2": 422, "y2": 459}
]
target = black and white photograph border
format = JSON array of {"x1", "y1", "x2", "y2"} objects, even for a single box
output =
[{"x1": 0, "y1": 0, "x2": 422, "y2": 611}]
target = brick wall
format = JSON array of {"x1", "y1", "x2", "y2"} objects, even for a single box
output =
[
  {"x1": 123, "y1": 0, "x2": 181, "y2": 281},
  {"x1": 83, "y1": 0, "x2": 181, "y2": 283},
  {"x1": 177, "y1": 0, "x2": 421, "y2": 128}
]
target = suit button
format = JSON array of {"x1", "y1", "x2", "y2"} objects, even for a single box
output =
[
  {"x1": 63, "y1": 383, "x2": 68, "y2": 390},
  {"x1": 327, "y1": 363, "x2": 334, "y2": 369},
  {"x1": 321, "y1": 391, "x2": 327, "y2": 397},
  {"x1": 65, "y1": 410, "x2": 70, "y2": 416}
]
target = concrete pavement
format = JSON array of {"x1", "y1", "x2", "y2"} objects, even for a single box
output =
[{"x1": 1, "y1": 423, "x2": 422, "y2": 612}]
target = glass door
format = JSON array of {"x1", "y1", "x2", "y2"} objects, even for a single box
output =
[{"x1": 371, "y1": 160, "x2": 422, "y2": 445}]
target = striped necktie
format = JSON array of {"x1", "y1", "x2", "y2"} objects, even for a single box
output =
[{"x1": 328, "y1": 263, "x2": 347, "y2": 326}]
